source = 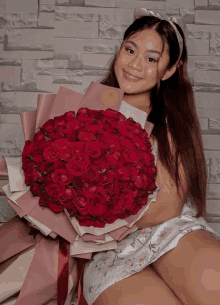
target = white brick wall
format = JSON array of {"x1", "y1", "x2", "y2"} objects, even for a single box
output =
[{"x1": 0, "y1": 0, "x2": 220, "y2": 237}]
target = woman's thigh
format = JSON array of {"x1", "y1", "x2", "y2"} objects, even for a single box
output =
[{"x1": 93, "y1": 264, "x2": 183, "y2": 305}]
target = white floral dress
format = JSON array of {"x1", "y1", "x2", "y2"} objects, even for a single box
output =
[{"x1": 70, "y1": 139, "x2": 220, "y2": 305}]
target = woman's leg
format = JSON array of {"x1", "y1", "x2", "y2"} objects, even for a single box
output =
[
  {"x1": 93, "y1": 264, "x2": 183, "y2": 305},
  {"x1": 152, "y1": 229, "x2": 220, "y2": 305}
]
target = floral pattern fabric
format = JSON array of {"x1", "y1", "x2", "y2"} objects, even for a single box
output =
[{"x1": 70, "y1": 140, "x2": 220, "y2": 305}]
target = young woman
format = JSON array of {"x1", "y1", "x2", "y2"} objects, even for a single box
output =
[{"x1": 82, "y1": 9, "x2": 220, "y2": 305}]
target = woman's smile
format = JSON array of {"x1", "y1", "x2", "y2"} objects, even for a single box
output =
[{"x1": 123, "y1": 70, "x2": 143, "y2": 82}]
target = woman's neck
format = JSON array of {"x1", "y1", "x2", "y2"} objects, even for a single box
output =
[{"x1": 122, "y1": 93, "x2": 152, "y2": 114}]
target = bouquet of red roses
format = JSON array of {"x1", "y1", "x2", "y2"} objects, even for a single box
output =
[
  {"x1": 0, "y1": 82, "x2": 158, "y2": 305},
  {"x1": 22, "y1": 107, "x2": 157, "y2": 229}
]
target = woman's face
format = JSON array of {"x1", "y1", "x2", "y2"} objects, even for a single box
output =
[{"x1": 114, "y1": 29, "x2": 172, "y2": 95}]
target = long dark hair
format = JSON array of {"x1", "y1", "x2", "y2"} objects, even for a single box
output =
[{"x1": 99, "y1": 16, "x2": 207, "y2": 218}]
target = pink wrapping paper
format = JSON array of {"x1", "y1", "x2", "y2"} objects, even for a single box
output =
[{"x1": 0, "y1": 82, "x2": 155, "y2": 305}]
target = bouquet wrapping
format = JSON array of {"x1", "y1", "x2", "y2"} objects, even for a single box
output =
[{"x1": 0, "y1": 82, "x2": 158, "y2": 305}]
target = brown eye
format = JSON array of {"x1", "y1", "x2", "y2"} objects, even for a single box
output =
[
  {"x1": 146, "y1": 57, "x2": 157, "y2": 63},
  {"x1": 125, "y1": 47, "x2": 134, "y2": 54}
]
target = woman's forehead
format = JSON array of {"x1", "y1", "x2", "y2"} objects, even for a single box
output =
[{"x1": 129, "y1": 30, "x2": 166, "y2": 47}]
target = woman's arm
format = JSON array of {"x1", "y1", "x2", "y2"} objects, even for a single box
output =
[{"x1": 135, "y1": 137, "x2": 188, "y2": 229}]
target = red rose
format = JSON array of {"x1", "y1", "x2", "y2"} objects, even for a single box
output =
[
  {"x1": 39, "y1": 193, "x2": 50, "y2": 207},
  {"x1": 141, "y1": 151, "x2": 154, "y2": 166},
  {"x1": 43, "y1": 146, "x2": 59, "y2": 162},
  {"x1": 133, "y1": 189, "x2": 143, "y2": 198},
  {"x1": 22, "y1": 160, "x2": 37, "y2": 171},
  {"x1": 46, "y1": 183, "x2": 65, "y2": 199},
  {"x1": 24, "y1": 170, "x2": 31, "y2": 185},
  {"x1": 53, "y1": 160, "x2": 66, "y2": 170},
  {"x1": 132, "y1": 136, "x2": 147, "y2": 151},
  {"x1": 105, "y1": 153, "x2": 119, "y2": 168},
  {"x1": 77, "y1": 116, "x2": 95, "y2": 123},
  {"x1": 78, "y1": 131, "x2": 96, "y2": 141},
  {"x1": 62, "y1": 187, "x2": 75, "y2": 200},
  {"x1": 64, "y1": 111, "x2": 75, "y2": 121},
  {"x1": 99, "y1": 210, "x2": 118, "y2": 224},
  {"x1": 45, "y1": 163, "x2": 54, "y2": 174},
  {"x1": 52, "y1": 169, "x2": 72, "y2": 186},
  {"x1": 68, "y1": 141, "x2": 84, "y2": 153},
  {"x1": 76, "y1": 108, "x2": 89, "y2": 116},
  {"x1": 133, "y1": 175, "x2": 145, "y2": 189},
  {"x1": 122, "y1": 189, "x2": 134, "y2": 210},
  {"x1": 33, "y1": 154, "x2": 43, "y2": 164},
  {"x1": 65, "y1": 131, "x2": 77, "y2": 142},
  {"x1": 130, "y1": 167, "x2": 138, "y2": 182},
  {"x1": 74, "y1": 191, "x2": 90, "y2": 215},
  {"x1": 56, "y1": 126, "x2": 67, "y2": 137},
  {"x1": 118, "y1": 120, "x2": 133, "y2": 132},
  {"x1": 84, "y1": 141, "x2": 101, "y2": 158},
  {"x1": 38, "y1": 161, "x2": 48, "y2": 173},
  {"x1": 66, "y1": 119, "x2": 82, "y2": 131},
  {"x1": 129, "y1": 203, "x2": 142, "y2": 215},
  {"x1": 84, "y1": 165, "x2": 99, "y2": 183},
  {"x1": 104, "y1": 138, "x2": 121, "y2": 153},
  {"x1": 30, "y1": 183, "x2": 42, "y2": 196},
  {"x1": 76, "y1": 215, "x2": 105, "y2": 228},
  {"x1": 63, "y1": 201, "x2": 77, "y2": 216},
  {"x1": 120, "y1": 137, "x2": 135, "y2": 150},
  {"x1": 102, "y1": 131, "x2": 119, "y2": 142},
  {"x1": 51, "y1": 139, "x2": 69, "y2": 150},
  {"x1": 42, "y1": 119, "x2": 55, "y2": 133},
  {"x1": 84, "y1": 121, "x2": 102, "y2": 134},
  {"x1": 111, "y1": 195, "x2": 124, "y2": 215},
  {"x1": 138, "y1": 197, "x2": 148, "y2": 206},
  {"x1": 102, "y1": 121, "x2": 115, "y2": 133},
  {"x1": 70, "y1": 151, "x2": 90, "y2": 167},
  {"x1": 39, "y1": 140, "x2": 53, "y2": 151},
  {"x1": 72, "y1": 176, "x2": 84, "y2": 189},
  {"x1": 34, "y1": 130, "x2": 46, "y2": 142},
  {"x1": 148, "y1": 181, "x2": 157, "y2": 192},
  {"x1": 103, "y1": 108, "x2": 120, "y2": 119},
  {"x1": 117, "y1": 125, "x2": 133, "y2": 139},
  {"x1": 115, "y1": 167, "x2": 130, "y2": 181},
  {"x1": 43, "y1": 173, "x2": 54, "y2": 186},
  {"x1": 88, "y1": 194, "x2": 107, "y2": 216},
  {"x1": 57, "y1": 147, "x2": 73, "y2": 161},
  {"x1": 54, "y1": 115, "x2": 66, "y2": 128},
  {"x1": 84, "y1": 184, "x2": 99, "y2": 197},
  {"x1": 99, "y1": 170, "x2": 114, "y2": 185},
  {"x1": 66, "y1": 160, "x2": 87, "y2": 176},
  {"x1": 49, "y1": 200, "x2": 64, "y2": 213},
  {"x1": 22, "y1": 140, "x2": 37, "y2": 159},
  {"x1": 123, "y1": 149, "x2": 139, "y2": 165},
  {"x1": 92, "y1": 158, "x2": 109, "y2": 173},
  {"x1": 96, "y1": 141, "x2": 109, "y2": 154},
  {"x1": 29, "y1": 169, "x2": 42, "y2": 183},
  {"x1": 88, "y1": 110, "x2": 102, "y2": 120},
  {"x1": 147, "y1": 166, "x2": 157, "y2": 175}
]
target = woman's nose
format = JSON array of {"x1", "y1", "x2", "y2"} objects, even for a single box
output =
[{"x1": 128, "y1": 54, "x2": 143, "y2": 71}]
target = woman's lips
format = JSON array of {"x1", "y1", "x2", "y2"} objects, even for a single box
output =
[{"x1": 123, "y1": 70, "x2": 142, "y2": 83}]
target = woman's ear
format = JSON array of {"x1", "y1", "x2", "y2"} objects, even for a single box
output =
[{"x1": 161, "y1": 64, "x2": 177, "y2": 81}]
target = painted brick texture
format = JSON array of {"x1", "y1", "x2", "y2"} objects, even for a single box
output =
[{"x1": 0, "y1": 0, "x2": 220, "y2": 236}]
